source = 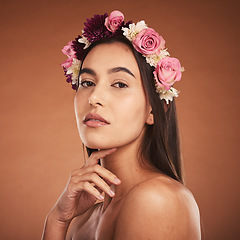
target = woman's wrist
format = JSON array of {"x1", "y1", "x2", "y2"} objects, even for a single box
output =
[
  {"x1": 41, "y1": 210, "x2": 72, "y2": 240},
  {"x1": 48, "y1": 209, "x2": 71, "y2": 226}
]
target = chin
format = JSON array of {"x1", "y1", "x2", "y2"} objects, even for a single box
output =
[
  {"x1": 80, "y1": 130, "x2": 143, "y2": 150},
  {"x1": 82, "y1": 140, "x2": 116, "y2": 150}
]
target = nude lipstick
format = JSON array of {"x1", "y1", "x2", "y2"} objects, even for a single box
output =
[{"x1": 83, "y1": 113, "x2": 110, "y2": 127}]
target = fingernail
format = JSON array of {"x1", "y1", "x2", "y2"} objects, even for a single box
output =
[
  {"x1": 98, "y1": 194, "x2": 104, "y2": 201},
  {"x1": 114, "y1": 177, "x2": 121, "y2": 184},
  {"x1": 109, "y1": 190, "x2": 115, "y2": 197}
]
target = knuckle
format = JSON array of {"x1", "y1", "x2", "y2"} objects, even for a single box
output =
[
  {"x1": 70, "y1": 175, "x2": 79, "y2": 184},
  {"x1": 90, "y1": 173, "x2": 97, "y2": 180},
  {"x1": 93, "y1": 164, "x2": 101, "y2": 172},
  {"x1": 82, "y1": 181, "x2": 89, "y2": 189},
  {"x1": 82, "y1": 161, "x2": 89, "y2": 168},
  {"x1": 91, "y1": 151, "x2": 98, "y2": 157}
]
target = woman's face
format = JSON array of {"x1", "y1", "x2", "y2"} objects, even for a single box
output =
[{"x1": 74, "y1": 42, "x2": 153, "y2": 150}]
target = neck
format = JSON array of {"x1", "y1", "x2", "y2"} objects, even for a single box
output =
[{"x1": 100, "y1": 141, "x2": 155, "y2": 205}]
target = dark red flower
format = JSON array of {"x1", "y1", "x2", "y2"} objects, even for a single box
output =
[{"x1": 83, "y1": 13, "x2": 111, "y2": 42}]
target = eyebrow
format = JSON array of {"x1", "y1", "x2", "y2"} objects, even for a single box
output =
[
  {"x1": 79, "y1": 68, "x2": 96, "y2": 76},
  {"x1": 79, "y1": 67, "x2": 135, "y2": 78},
  {"x1": 108, "y1": 67, "x2": 135, "y2": 78}
]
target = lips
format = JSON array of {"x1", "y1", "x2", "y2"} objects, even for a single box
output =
[{"x1": 83, "y1": 113, "x2": 110, "y2": 127}]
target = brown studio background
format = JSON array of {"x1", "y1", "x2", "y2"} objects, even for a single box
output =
[{"x1": 0, "y1": 0, "x2": 239, "y2": 239}]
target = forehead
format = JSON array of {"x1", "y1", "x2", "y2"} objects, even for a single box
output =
[{"x1": 82, "y1": 42, "x2": 140, "y2": 76}]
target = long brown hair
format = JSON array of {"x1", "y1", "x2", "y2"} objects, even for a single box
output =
[{"x1": 78, "y1": 36, "x2": 183, "y2": 183}]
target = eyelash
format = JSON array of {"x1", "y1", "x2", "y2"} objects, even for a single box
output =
[
  {"x1": 79, "y1": 80, "x2": 128, "y2": 89},
  {"x1": 112, "y1": 81, "x2": 128, "y2": 88},
  {"x1": 79, "y1": 80, "x2": 95, "y2": 87}
]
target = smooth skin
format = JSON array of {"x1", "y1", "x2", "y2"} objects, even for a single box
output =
[{"x1": 42, "y1": 42, "x2": 201, "y2": 240}]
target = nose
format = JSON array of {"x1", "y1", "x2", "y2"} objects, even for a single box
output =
[{"x1": 88, "y1": 84, "x2": 105, "y2": 107}]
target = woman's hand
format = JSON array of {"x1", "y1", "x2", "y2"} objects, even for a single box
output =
[{"x1": 50, "y1": 148, "x2": 121, "y2": 224}]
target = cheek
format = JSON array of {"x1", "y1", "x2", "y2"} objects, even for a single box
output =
[
  {"x1": 112, "y1": 93, "x2": 148, "y2": 135},
  {"x1": 74, "y1": 95, "x2": 81, "y2": 122},
  {"x1": 74, "y1": 91, "x2": 89, "y2": 117}
]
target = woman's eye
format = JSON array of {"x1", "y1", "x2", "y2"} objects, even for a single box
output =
[
  {"x1": 112, "y1": 82, "x2": 128, "y2": 88},
  {"x1": 79, "y1": 80, "x2": 95, "y2": 87}
]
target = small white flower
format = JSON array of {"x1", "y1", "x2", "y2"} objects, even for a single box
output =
[
  {"x1": 122, "y1": 20, "x2": 148, "y2": 41},
  {"x1": 78, "y1": 36, "x2": 91, "y2": 49},
  {"x1": 159, "y1": 87, "x2": 180, "y2": 104},
  {"x1": 78, "y1": 31, "x2": 91, "y2": 49},
  {"x1": 145, "y1": 54, "x2": 161, "y2": 67},
  {"x1": 122, "y1": 26, "x2": 132, "y2": 41},
  {"x1": 159, "y1": 49, "x2": 170, "y2": 59},
  {"x1": 66, "y1": 58, "x2": 81, "y2": 84},
  {"x1": 134, "y1": 20, "x2": 148, "y2": 33},
  {"x1": 144, "y1": 49, "x2": 170, "y2": 67}
]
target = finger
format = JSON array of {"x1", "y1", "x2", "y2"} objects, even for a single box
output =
[
  {"x1": 82, "y1": 164, "x2": 121, "y2": 186},
  {"x1": 70, "y1": 181, "x2": 104, "y2": 201},
  {"x1": 84, "y1": 148, "x2": 117, "y2": 167},
  {"x1": 71, "y1": 162, "x2": 121, "y2": 187},
  {"x1": 95, "y1": 185, "x2": 103, "y2": 195},
  {"x1": 75, "y1": 172, "x2": 116, "y2": 198}
]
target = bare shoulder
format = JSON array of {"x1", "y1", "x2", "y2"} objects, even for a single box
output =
[{"x1": 114, "y1": 175, "x2": 201, "y2": 240}]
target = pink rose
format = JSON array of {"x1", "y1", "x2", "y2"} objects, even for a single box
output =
[
  {"x1": 62, "y1": 41, "x2": 76, "y2": 58},
  {"x1": 132, "y1": 28, "x2": 165, "y2": 55},
  {"x1": 154, "y1": 57, "x2": 182, "y2": 91},
  {"x1": 105, "y1": 10, "x2": 124, "y2": 33},
  {"x1": 61, "y1": 57, "x2": 74, "y2": 68}
]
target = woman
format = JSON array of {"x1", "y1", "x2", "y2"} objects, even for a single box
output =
[{"x1": 42, "y1": 11, "x2": 201, "y2": 240}]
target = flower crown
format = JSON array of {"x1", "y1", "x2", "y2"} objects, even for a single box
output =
[{"x1": 61, "y1": 10, "x2": 184, "y2": 104}]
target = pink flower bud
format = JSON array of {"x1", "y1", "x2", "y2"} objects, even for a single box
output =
[
  {"x1": 62, "y1": 41, "x2": 76, "y2": 58},
  {"x1": 105, "y1": 10, "x2": 124, "y2": 33},
  {"x1": 61, "y1": 57, "x2": 74, "y2": 68}
]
